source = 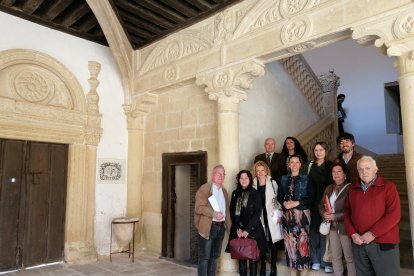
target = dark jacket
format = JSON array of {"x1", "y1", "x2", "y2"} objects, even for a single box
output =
[
  {"x1": 278, "y1": 172, "x2": 314, "y2": 210},
  {"x1": 335, "y1": 151, "x2": 363, "y2": 184},
  {"x1": 344, "y1": 175, "x2": 400, "y2": 243},
  {"x1": 305, "y1": 160, "x2": 332, "y2": 213},
  {"x1": 254, "y1": 152, "x2": 285, "y2": 184},
  {"x1": 226, "y1": 186, "x2": 267, "y2": 257},
  {"x1": 319, "y1": 182, "x2": 351, "y2": 235}
]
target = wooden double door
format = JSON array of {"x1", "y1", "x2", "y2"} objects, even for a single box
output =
[{"x1": 0, "y1": 139, "x2": 68, "y2": 271}]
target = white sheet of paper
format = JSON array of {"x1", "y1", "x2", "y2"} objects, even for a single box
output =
[{"x1": 208, "y1": 195, "x2": 220, "y2": 212}]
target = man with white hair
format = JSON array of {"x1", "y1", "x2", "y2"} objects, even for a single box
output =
[{"x1": 344, "y1": 156, "x2": 400, "y2": 275}]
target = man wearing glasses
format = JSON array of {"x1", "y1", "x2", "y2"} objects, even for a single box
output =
[{"x1": 195, "y1": 164, "x2": 231, "y2": 276}]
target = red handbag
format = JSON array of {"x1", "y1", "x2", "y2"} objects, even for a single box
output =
[{"x1": 229, "y1": 236, "x2": 260, "y2": 261}]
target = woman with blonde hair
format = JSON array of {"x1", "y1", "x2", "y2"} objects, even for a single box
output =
[{"x1": 252, "y1": 161, "x2": 283, "y2": 276}]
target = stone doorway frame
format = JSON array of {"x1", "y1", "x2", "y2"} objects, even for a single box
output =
[{"x1": 0, "y1": 49, "x2": 101, "y2": 263}]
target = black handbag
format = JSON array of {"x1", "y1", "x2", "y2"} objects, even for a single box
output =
[{"x1": 229, "y1": 236, "x2": 260, "y2": 261}]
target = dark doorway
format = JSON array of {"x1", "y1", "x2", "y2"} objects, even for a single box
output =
[
  {"x1": 384, "y1": 82, "x2": 402, "y2": 134},
  {"x1": 161, "y1": 151, "x2": 207, "y2": 264},
  {"x1": 0, "y1": 139, "x2": 68, "y2": 271}
]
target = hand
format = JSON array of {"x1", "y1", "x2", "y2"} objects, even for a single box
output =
[
  {"x1": 236, "y1": 229, "x2": 243, "y2": 238},
  {"x1": 241, "y1": 230, "x2": 249, "y2": 238},
  {"x1": 323, "y1": 212, "x2": 334, "y2": 221},
  {"x1": 351, "y1": 233, "x2": 364, "y2": 245},
  {"x1": 360, "y1": 231, "x2": 375, "y2": 244},
  {"x1": 283, "y1": 200, "x2": 299, "y2": 209},
  {"x1": 215, "y1": 211, "x2": 224, "y2": 221}
]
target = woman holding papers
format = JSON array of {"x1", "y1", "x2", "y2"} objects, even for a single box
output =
[
  {"x1": 252, "y1": 161, "x2": 282, "y2": 276},
  {"x1": 226, "y1": 169, "x2": 266, "y2": 276},
  {"x1": 319, "y1": 162, "x2": 356, "y2": 276}
]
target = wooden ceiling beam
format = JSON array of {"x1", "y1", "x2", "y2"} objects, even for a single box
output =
[
  {"x1": 118, "y1": 10, "x2": 164, "y2": 34},
  {"x1": 0, "y1": 0, "x2": 17, "y2": 7},
  {"x1": 78, "y1": 12, "x2": 99, "y2": 32},
  {"x1": 132, "y1": 0, "x2": 186, "y2": 24},
  {"x1": 159, "y1": 0, "x2": 198, "y2": 18},
  {"x1": 124, "y1": 22, "x2": 153, "y2": 39},
  {"x1": 21, "y1": 0, "x2": 44, "y2": 14},
  {"x1": 114, "y1": 0, "x2": 175, "y2": 29},
  {"x1": 43, "y1": 0, "x2": 72, "y2": 21},
  {"x1": 184, "y1": 0, "x2": 212, "y2": 11},
  {"x1": 60, "y1": 1, "x2": 89, "y2": 27}
]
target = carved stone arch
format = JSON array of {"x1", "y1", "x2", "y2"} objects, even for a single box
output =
[
  {"x1": 0, "y1": 48, "x2": 99, "y2": 263},
  {"x1": 139, "y1": 30, "x2": 213, "y2": 76}
]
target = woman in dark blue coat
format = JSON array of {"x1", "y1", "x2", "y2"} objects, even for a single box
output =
[{"x1": 226, "y1": 170, "x2": 266, "y2": 276}]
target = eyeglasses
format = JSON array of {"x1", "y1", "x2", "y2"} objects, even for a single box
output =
[{"x1": 214, "y1": 172, "x2": 225, "y2": 177}]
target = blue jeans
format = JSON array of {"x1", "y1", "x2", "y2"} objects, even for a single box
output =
[{"x1": 198, "y1": 223, "x2": 225, "y2": 276}]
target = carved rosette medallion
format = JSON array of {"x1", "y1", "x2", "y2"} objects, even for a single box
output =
[
  {"x1": 11, "y1": 70, "x2": 54, "y2": 103},
  {"x1": 164, "y1": 64, "x2": 179, "y2": 83},
  {"x1": 280, "y1": 0, "x2": 309, "y2": 17},
  {"x1": 393, "y1": 14, "x2": 414, "y2": 39},
  {"x1": 281, "y1": 17, "x2": 310, "y2": 44}
]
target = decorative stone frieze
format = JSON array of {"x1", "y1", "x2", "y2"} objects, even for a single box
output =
[
  {"x1": 195, "y1": 59, "x2": 265, "y2": 105},
  {"x1": 139, "y1": 33, "x2": 213, "y2": 76}
]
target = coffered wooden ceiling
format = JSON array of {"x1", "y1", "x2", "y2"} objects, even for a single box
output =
[{"x1": 0, "y1": 0, "x2": 242, "y2": 50}]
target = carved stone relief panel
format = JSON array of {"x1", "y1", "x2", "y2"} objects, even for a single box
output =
[{"x1": 5, "y1": 64, "x2": 74, "y2": 109}]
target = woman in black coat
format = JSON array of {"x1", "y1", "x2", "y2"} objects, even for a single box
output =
[{"x1": 226, "y1": 170, "x2": 267, "y2": 276}]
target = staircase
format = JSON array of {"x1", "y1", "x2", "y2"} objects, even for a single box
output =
[{"x1": 376, "y1": 155, "x2": 413, "y2": 269}]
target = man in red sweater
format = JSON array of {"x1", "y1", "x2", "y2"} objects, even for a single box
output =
[{"x1": 344, "y1": 155, "x2": 400, "y2": 275}]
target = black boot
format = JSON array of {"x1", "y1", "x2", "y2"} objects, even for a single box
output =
[
  {"x1": 250, "y1": 260, "x2": 257, "y2": 276},
  {"x1": 239, "y1": 260, "x2": 247, "y2": 276},
  {"x1": 270, "y1": 242, "x2": 278, "y2": 276},
  {"x1": 260, "y1": 258, "x2": 266, "y2": 276}
]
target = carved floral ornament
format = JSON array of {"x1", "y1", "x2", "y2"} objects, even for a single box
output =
[
  {"x1": 11, "y1": 69, "x2": 54, "y2": 103},
  {"x1": 195, "y1": 60, "x2": 265, "y2": 103}
]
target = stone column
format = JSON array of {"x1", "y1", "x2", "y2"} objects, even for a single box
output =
[
  {"x1": 65, "y1": 61, "x2": 102, "y2": 263},
  {"x1": 395, "y1": 51, "x2": 414, "y2": 258},
  {"x1": 123, "y1": 93, "x2": 157, "y2": 247},
  {"x1": 196, "y1": 59, "x2": 265, "y2": 272},
  {"x1": 318, "y1": 70, "x2": 340, "y2": 158}
]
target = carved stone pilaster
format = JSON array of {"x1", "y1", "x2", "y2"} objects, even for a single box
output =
[
  {"x1": 85, "y1": 61, "x2": 102, "y2": 146},
  {"x1": 195, "y1": 59, "x2": 264, "y2": 105}
]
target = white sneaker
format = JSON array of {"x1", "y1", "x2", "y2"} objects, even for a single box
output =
[
  {"x1": 311, "y1": 263, "x2": 320, "y2": 270},
  {"x1": 324, "y1": 266, "x2": 333, "y2": 273}
]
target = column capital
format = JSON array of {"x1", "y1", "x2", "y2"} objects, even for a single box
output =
[
  {"x1": 195, "y1": 59, "x2": 265, "y2": 105},
  {"x1": 318, "y1": 69, "x2": 340, "y2": 94},
  {"x1": 123, "y1": 92, "x2": 158, "y2": 129},
  {"x1": 351, "y1": 8, "x2": 414, "y2": 57}
]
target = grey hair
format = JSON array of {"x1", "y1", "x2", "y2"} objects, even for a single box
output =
[
  {"x1": 357, "y1": 155, "x2": 377, "y2": 169},
  {"x1": 213, "y1": 164, "x2": 225, "y2": 172}
]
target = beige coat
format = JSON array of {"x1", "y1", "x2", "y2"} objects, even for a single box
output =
[
  {"x1": 194, "y1": 182, "x2": 231, "y2": 240},
  {"x1": 253, "y1": 176, "x2": 283, "y2": 243}
]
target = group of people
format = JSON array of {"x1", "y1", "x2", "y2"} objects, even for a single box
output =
[{"x1": 194, "y1": 132, "x2": 401, "y2": 276}]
